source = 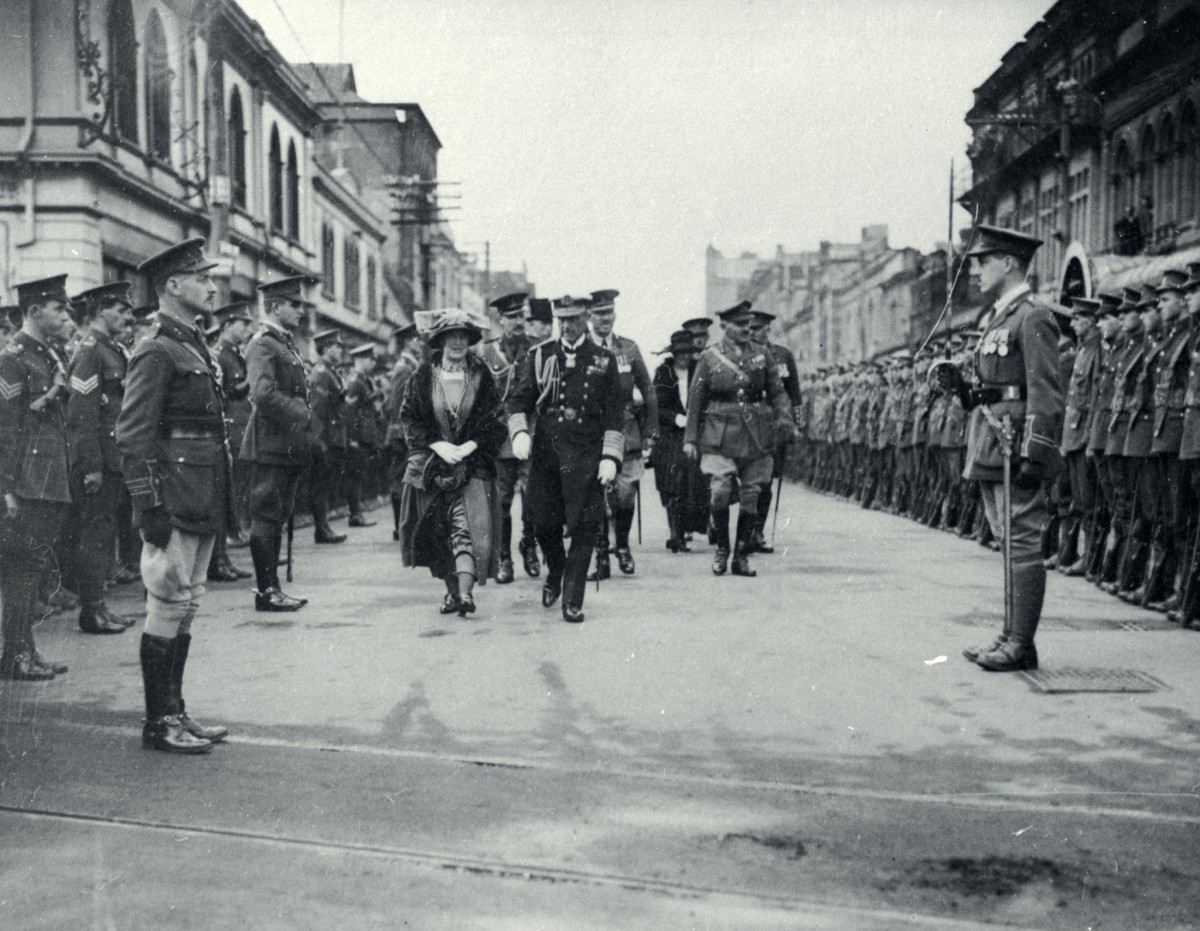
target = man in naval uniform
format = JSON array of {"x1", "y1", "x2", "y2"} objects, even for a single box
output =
[{"x1": 506, "y1": 296, "x2": 624, "y2": 623}]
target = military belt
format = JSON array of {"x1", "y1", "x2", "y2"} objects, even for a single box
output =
[
  {"x1": 167, "y1": 426, "x2": 222, "y2": 439},
  {"x1": 974, "y1": 385, "x2": 1025, "y2": 404}
]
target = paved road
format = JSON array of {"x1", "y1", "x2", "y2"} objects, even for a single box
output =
[{"x1": 2, "y1": 483, "x2": 1199, "y2": 929}]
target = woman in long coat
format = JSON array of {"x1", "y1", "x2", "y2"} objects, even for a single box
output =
[
  {"x1": 652, "y1": 329, "x2": 708, "y2": 551},
  {"x1": 398, "y1": 310, "x2": 506, "y2": 616}
]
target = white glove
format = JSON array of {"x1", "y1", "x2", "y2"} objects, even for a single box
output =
[
  {"x1": 458, "y1": 440, "x2": 478, "y2": 457},
  {"x1": 597, "y1": 459, "x2": 618, "y2": 485},
  {"x1": 511, "y1": 432, "x2": 531, "y2": 460},
  {"x1": 430, "y1": 441, "x2": 462, "y2": 464},
  {"x1": 674, "y1": 413, "x2": 687, "y2": 428}
]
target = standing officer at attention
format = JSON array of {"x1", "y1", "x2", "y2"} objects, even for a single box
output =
[
  {"x1": 307, "y1": 330, "x2": 349, "y2": 544},
  {"x1": 344, "y1": 343, "x2": 381, "y2": 528},
  {"x1": 241, "y1": 276, "x2": 315, "y2": 612},
  {"x1": 116, "y1": 238, "x2": 230, "y2": 752},
  {"x1": 588, "y1": 289, "x2": 657, "y2": 578},
  {"x1": 938, "y1": 227, "x2": 1064, "y2": 673},
  {"x1": 480, "y1": 291, "x2": 533, "y2": 583},
  {"x1": 0, "y1": 276, "x2": 75, "y2": 679},
  {"x1": 684, "y1": 300, "x2": 795, "y2": 577},
  {"x1": 506, "y1": 296, "x2": 624, "y2": 623},
  {"x1": 212, "y1": 300, "x2": 255, "y2": 549},
  {"x1": 749, "y1": 308, "x2": 800, "y2": 552},
  {"x1": 65, "y1": 281, "x2": 137, "y2": 634}
]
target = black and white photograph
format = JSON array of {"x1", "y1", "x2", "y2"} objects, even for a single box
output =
[{"x1": 2, "y1": 0, "x2": 1200, "y2": 927}]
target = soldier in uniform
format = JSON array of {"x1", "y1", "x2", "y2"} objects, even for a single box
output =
[
  {"x1": 206, "y1": 301, "x2": 256, "y2": 583},
  {"x1": 241, "y1": 276, "x2": 316, "y2": 612},
  {"x1": 479, "y1": 291, "x2": 534, "y2": 583},
  {"x1": 1170, "y1": 263, "x2": 1200, "y2": 626},
  {"x1": 506, "y1": 295, "x2": 624, "y2": 623},
  {"x1": 939, "y1": 226, "x2": 1064, "y2": 673},
  {"x1": 1056, "y1": 297, "x2": 1102, "y2": 575},
  {"x1": 588, "y1": 289, "x2": 657, "y2": 578},
  {"x1": 682, "y1": 316, "x2": 713, "y2": 353},
  {"x1": 384, "y1": 322, "x2": 422, "y2": 541},
  {"x1": 64, "y1": 281, "x2": 138, "y2": 634},
  {"x1": 1083, "y1": 292, "x2": 1125, "y2": 580},
  {"x1": 115, "y1": 238, "x2": 230, "y2": 752},
  {"x1": 1130, "y1": 269, "x2": 1193, "y2": 609},
  {"x1": 212, "y1": 300, "x2": 255, "y2": 548},
  {"x1": 344, "y1": 343, "x2": 380, "y2": 529},
  {"x1": 0, "y1": 277, "x2": 75, "y2": 679},
  {"x1": 307, "y1": 330, "x2": 350, "y2": 544},
  {"x1": 684, "y1": 300, "x2": 796, "y2": 577}
]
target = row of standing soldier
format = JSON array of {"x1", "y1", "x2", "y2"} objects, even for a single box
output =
[{"x1": 795, "y1": 248, "x2": 1200, "y2": 641}]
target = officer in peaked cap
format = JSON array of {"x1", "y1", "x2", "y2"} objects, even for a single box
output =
[
  {"x1": 0, "y1": 275, "x2": 74, "y2": 680},
  {"x1": 343, "y1": 342, "x2": 382, "y2": 532},
  {"x1": 748, "y1": 306, "x2": 800, "y2": 553},
  {"x1": 937, "y1": 225, "x2": 1063, "y2": 673},
  {"x1": 505, "y1": 294, "x2": 625, "y2": 623},
  {"x1": 114, "y1": 238, "x2": 231, "y2": 752},
  {"x1": 65, "y1": 280, "x2": 139, "y2": 635},
  {"x1": 482, "y1": 291, "x2": 539, "y2": 582},
  {"x1": 682, "y1": 316, "x2": 714, "y2": 352},
  {"x1": 685, "y1": 300, "x2": 796, "y2": 578},
  {"x1": 308, "y1": 327, "x2": 352, "y2": 543},
  {"x1": 1055, "y1": 296, "x2": 1102, "y2": 576},
  {"x1": 240, "y1": 275, "x2": 316, "y2": 613},
  {"x1": 206, "y1": 299, "x2": 257, "y2": 580},
  {"x1": 588, "y1": 288, "x2": 657, "y2": 579},
  {"x1": 1174, "y1": 264, "x2": 1200, "y2": 625}
]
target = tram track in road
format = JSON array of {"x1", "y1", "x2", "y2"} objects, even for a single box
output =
[
  {"x1": 6, "y1": 716, "x2": 1200, "y2": 826},
  {"x1": 0, "y1": 803, "x2": 1026, "y2": 930}
]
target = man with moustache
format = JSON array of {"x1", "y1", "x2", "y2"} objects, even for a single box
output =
[
  {"x1": 116, "y1": 239, "x2": 231, "y2": 752},
  {"x1": 938, "y1": 226, "x2": 1063, "y2": 673},
  {"x1": 241, "y1": 276, "x2": 316, "y2": 612}
]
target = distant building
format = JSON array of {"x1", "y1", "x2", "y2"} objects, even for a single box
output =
[
  {"x1": 960, "y1": 0, "x2": 1200, "y2": 298},
  {"x1": 706, "y1": 228, "x2": 955, "y2": 369},
  {"x1": 0, "y1": 1, "x2": 396, "y2": 353}
]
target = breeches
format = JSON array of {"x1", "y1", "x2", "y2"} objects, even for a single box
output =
[
  {"x1": 701, "y1": 453, "x2": 773, "y2": 511},
  {"x1": 611, "y1": 454, "x2": 644, "y2": 511},
  {"x1": 249, "y1": 463, "x2": 303, "y2": 535},
  {"x1": 141, "y1": 529, "x2": 216, "y2": 638}
]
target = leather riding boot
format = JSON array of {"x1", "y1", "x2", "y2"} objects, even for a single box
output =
[
  {"x1": 249, "y1": 533, "x2": 276, "y2": 594},
  {"x1": 171, "y1": 634, "x2": 228, "y2": 742},
  {"x1": 518, "y1": 530, "x2": 541, "y2": 578},
  {"x1": 496, "y1": 522, "x2": 514, "y2": 584},
  {"x1": 1056, "y1": 515, "x2": 1080, "y2": 569},
  {"x1": 1039, "y1": 512, "x2": 1060, "y2": 566},
  {"x1": 1121, "y1": 541, "x2": 1163, "y2": 606},
  {"x1": 140, "y1": 634, "x2": 211, "y2": 754},
  {"x1": 391, "y1": 492, "x2": 403, "y2": 541},
  {"x1": 1097, "y1": 527, "x2": 1123, "y2": 587},
  {"x1": 711, "y1": 506, "x2": 731, "y2": 576},
  {"x1": 976, "y1": 561, "x2": 1042, "y2": 672},
  {"x1": 731, "y1": 511, "x2": 757, "y2": 577},
  {"x1": 613, "y1": 508, "x2": 635, "y2": 574},
  {"x1": 1107, "y1": 533, "x2": 1146, "y2": 596}
]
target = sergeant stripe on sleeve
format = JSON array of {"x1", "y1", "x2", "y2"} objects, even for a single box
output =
[
  {"x1": 70, "y1": 374, "x2": 100, "y2": 395},
  {"x1": 0, "y1": 377, "x2": 21, "y2": 401}
]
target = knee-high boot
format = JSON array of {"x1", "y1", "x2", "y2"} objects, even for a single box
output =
[
  {"x1": 731, "y1": 510, "x2": 758, "y2": 577},
  {"x1": 171, "y1": 634, "x2": 227, "y2": 741},
  {"x1": 710, "y1": 506, "x2": 731, "y2": 575},
  {"x1": 140, "y1": 634, "x2": 211, "y2": 753}
]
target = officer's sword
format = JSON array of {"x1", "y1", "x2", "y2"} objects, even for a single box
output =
[
  {"x1": 1001, "y1": 414, "x2": 1014, "y2": 635},
  {"x1": 635, "y1": 483, "x2": 642, "y2": 546},
  {"x1": 286, "y1": 513, "x2": 294, "y2": 583},
  {"x1": 771, "y1": 471, "x2": 783, "y2": 545}
]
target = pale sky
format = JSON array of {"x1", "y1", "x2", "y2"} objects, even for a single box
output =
[{"x1": 238, "y1": 0, "x2": 1051, "y2": 349}]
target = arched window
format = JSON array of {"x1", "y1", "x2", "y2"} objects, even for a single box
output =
[
  {"x1": 1181, "y1": 101, "x2": 1199, "y2": 221},
  {"x1": 1158, "y1": 113, "x2": 1176, "y2": 226},
  {"x1": 268, "y1": 126, "x2": 283, "y2": 233},
  {"x1": 108, "y1": 0, "x2": 137, "y2": 142},
  {"x1": 228, "y1": 88, "x2": 247, "y2": 208},
  {"x1": 144, "y1": 10, "x2": 172, "y2": 163},
  {"x1": 286, "y1": 141, "x2": 300, "y2": 239}
]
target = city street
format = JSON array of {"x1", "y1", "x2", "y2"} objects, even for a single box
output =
[{"x1": 2, "y1": 483, "x2": 1199, "y2": 929}]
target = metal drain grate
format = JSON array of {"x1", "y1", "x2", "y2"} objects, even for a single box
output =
[{"x1": 1020, "y1": 667, "x2": 1165, "y2": 693}]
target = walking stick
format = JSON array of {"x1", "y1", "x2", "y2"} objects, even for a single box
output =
[
  {"x1": 636, "y1": 482, "x2": 642, "y2": 546},
  {"x1": 770, "y1": 472, "x2": 783, "y2": 545},
  {"x1": 286, "y1": 513, "x2": 294, "y2": 583}
]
